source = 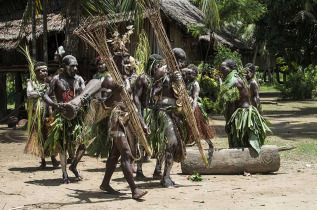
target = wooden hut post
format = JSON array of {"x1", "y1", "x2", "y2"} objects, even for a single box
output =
[
  {"x1": 43, "y1": 0, "x2": 48, "y2": 63},
  {"x1": 14, "y1": 72, "x2": 23, "y2": 117},
  {"x1": 0, "y1": 73, "x2": 7, "y2": 119},
  {"x1": 32, "y1": 0, "x2": 37, "y2": 59}
]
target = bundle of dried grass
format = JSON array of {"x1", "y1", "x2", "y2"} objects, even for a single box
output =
[
  {"x1": 73, "y1": 17, "x2": 152, "y2": 157},
  {"x1": 137, "y1": 0, "x2": 208, "y2": 167}
]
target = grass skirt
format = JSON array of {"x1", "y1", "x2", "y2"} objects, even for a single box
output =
[
  {"x1": 227, "y1": 106, "x2": 272, "y2": 153},
  {"x1": 44, "y1": 111, "x2": 85, "y2": 156},
  {"x1": 24, "y1": 98, "x2": 49, "y2": 158}
]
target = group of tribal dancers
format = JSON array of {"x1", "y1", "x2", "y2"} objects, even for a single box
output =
[{"x1": 24, "y1": 43, "x2": 270, "y2": 199}]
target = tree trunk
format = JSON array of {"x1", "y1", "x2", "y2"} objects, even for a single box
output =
[
  {"x1": 65, "y1": 3, "x2": 80, "y2": 57},
  {"x1": 252, "y1": 44, "x2": 258, "y2": 64},
  {"x1": 14, "y1": 73, "x2": 23, "y2": 117},
  {"x1": 31, "y1": 0, "x2": 36, "y2": 59},
  {"x1": 275, "y1": 68, "x2": 281, "y2": 84},
  {"x1": 282, "y1": 48, "x2": 296, "y2": 73},
  {"x1": 43, "y1": 0, "x2": 48, "y2": 63},
  {"x1": 0, "y1": 73, "x2": 7, "y2": 119},
  {"x1": 181, "y1": 146, "x2": 280, "y2": 174}
]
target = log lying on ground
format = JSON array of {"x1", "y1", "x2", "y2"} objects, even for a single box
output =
[{"x1": 181, "y1": 145, "x2": 280, "y2": 174}]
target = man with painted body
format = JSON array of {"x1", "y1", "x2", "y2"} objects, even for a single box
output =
[
  {"x1": 151, "y1": 48, "x2": 189, "y2": 187},
  {"x1": 182, "y1": 65, "x2": 215, "y2": 146},
  {"x1": 221, "y1": 59, "x2": 270, "y2": 153},
  {"x1": 43, "y1": 55, "x2": 86, "y2": 183},
  {"x1": 99, "y1": 52, "x2": 148, "y2": 199},
  {"x1": 245, "y1": 63, "x2": 261, "y2": 111},
  {"x1": 25, "y1": 61, "x2": 59, "y2": 169},
  {"x1": 133, "y1": 54, "x2": 165, "y2": 180}
]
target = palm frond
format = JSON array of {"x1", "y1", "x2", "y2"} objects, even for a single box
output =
[
  {"x1": 18, "y1": 45, "x2": 36, "y2": 82},
  {"x1": 135, "y1": 30, "x2": 150, "y2": 75}
]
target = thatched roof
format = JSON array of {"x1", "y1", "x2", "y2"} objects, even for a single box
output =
[
  {"x1": 0, "y1": 0, "x2": 249, "y2": 51},
  {"x1": 200, "y1": 29, "x2": 251, "y2": 51},
  {"x1": 0, "y1": 13, "x2": 65, "y2": 51},
  {"x1": 160, "y1": 0, "x2": 204, "y2": 29}
]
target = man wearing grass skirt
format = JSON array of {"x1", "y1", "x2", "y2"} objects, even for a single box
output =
[
  {"x1": 220, "y1": 59, "x2": 271, "y2": 153},
  {"x1": 43, "y1": 55, "x2": 86, "y2": 184},
  {"x1": 24, "y1": 61, "x2": 59, "y2": 169}
]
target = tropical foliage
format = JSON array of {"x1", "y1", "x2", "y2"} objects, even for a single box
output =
[
  {"x1": 255, "y1": 0, "x2": 317, "y2": 71},
  {"x1": 277, "y1": 65, "x2": 317, "y2": 100}
]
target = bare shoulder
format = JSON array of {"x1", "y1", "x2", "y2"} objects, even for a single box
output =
[
  {"x1": 138, "y1": 73, "x2": 148, "y2": 85},
  {"x1": 50, "y1": 75, "x2": 59, "y2": 84}
]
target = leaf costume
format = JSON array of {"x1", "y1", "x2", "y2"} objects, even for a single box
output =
[
  {"x1": 222, "y1": 70, "x2": 272, "y2": 153},
  {"x1": 24, "y1": 82, "x2": 51, "y2": 158},
  {"x1": 44, "y1": 91, "x2": 85, "y2": 156},
  {"x1": 185, "y1": 80, "x2": 215, "y2": 144},
  {"x1": 227, "y1": 106, "x2": 272, "y2": 153}
]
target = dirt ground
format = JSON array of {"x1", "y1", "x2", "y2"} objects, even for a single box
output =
[{"x1": 0, "y1": 93, "x2": 316, "y2": 210}]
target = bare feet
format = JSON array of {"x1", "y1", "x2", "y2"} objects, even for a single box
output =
[
  {"x1": 153, "y1": 171, "x2": 163, "y2": 180},
  {"x1": 132, "y1": 188, "x2": 148, "y2": 199},
  {"x1": 100, "y1": 185, "x2": 120, "y2": 195},
  {"x1": 39, "y1": 159, "x2": 46, "y2": 170},
  {"x1": 51, "y1": 157, "x2": 60, "y2": 168},
  {"x1": 62, "y1": 178, "x2": 70, "y2": 184},
  {"x1": 69, "y1": 166, "x2": 83, "y2": 180},
  {"x1": 135, "y1": 171, "x2": 147, "y2": 181},
  {"x1": 161, "y1": 177, "x2": 175, "y2": 187}
]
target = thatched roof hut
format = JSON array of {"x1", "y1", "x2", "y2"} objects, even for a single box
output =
[
  {"x1": 0, "y1": 14, "x2": 65, "y2": 51},
  {"x1": 160, "y1": 0, "x2": 204, "y2": 29}
]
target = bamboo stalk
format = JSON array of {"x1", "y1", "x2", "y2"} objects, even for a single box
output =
[
  {"x1": 73, "y1": 17, "x2": 152, "y2": 157},
  {"x1": 137, "y1": 1, "x2": 208, "y2": 167}
]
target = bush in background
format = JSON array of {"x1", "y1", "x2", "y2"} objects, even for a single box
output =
[{"x1": 277, "y1": 65, "x2": 317, "y2": 100}]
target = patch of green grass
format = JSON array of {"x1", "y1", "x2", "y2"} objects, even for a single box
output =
[
  {"x1": 260, "y1": 84, "x2": 279, "y2": 92},
  {"x1": 296, "y1": 142, "x2": 317, "y2": 157},
  {"x1": 266, "y1": 136, "x2": 317, "y2": 161}
]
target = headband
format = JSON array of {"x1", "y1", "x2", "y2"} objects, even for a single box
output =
[{"x1": 34, "y1": 66, "x2": 47, "y2": 71}]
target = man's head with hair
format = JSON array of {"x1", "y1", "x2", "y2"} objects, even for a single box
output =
[
  {"x1": 147, "y1": 54, "x2": 164, "y2": 76},
  {"x1": 245, "y1": 63, "x2": 256, "y2": 72},
  {"x1": 221, "y1": 58, "x2": 236, "y2": 78},
  {"x1": 62, "y1": 55, "x2": 78, "y2": 78},
  {"x1": 34, "y1": 61, "x2": 48, "y2": 81},
  {"x1": 245, "y1": 63, "x2": 256, "y2": 80},
  {"x1": 96, "y1": 56, "x2": 106, "y2": 73},
  {"x1": 187, "y1": 64, "x2": 199, "y2": 77},
  {"x1": 172, "y1": 48, "x2": 186, "y2": 68}
]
